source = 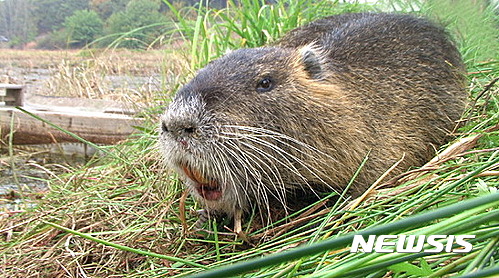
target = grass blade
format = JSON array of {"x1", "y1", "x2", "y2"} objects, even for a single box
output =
[{"x1": 189, "y1": 192, "x2": 499, "y2": 278}]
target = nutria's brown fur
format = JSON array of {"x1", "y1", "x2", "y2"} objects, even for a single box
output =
[{"x1": 159, "y1": 13, "x2": 467, "y2": 224}]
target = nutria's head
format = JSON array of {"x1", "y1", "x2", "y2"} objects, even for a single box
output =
[{"x1": 159, "y1": 46, "x2": 350, "y2": 218}]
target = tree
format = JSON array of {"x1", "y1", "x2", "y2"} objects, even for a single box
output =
[
  {"x1": 105, "y1": 0, "x2": 165, "y2": 49},
  {"x1": 31, "y1": 0, "x2": 90, "y2": 34},
  {"x1": 64, "y1": 10, "x2": 104, "y2": 47},
  {"x1": 90, "y1": 0, "x2": 129, "y2": 20},
  {"x1": 0, "y1": 0, "x2": 36, "y2": 48}
]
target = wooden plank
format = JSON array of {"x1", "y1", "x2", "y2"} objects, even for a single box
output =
[
  {"x1": 0, "y1": 85, "x2": 145, "y2": 145},
  {"x1": 0, "y1": 84, "x2": 24, "y2": 90},
  {"x1": 0, "y1": 107, "x2": 144, "y2": 145},
  {"x1": 25, "y1": 94, "x2": 136, "y2": 115},
  {"x1": 0, "y1": 84, "x2": 25, "y2": 106}
]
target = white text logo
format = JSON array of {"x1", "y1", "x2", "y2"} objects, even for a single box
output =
[{"x1": 350, "y1": 235, "x2": 475, "y2": 253}]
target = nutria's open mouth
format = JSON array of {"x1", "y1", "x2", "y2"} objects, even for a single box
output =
[{"x1": 181, "y1": 165, "x2": 222, "y2": 201}]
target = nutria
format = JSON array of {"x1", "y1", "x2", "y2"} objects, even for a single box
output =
[{"x1": 159, "y1": 12, "x2": 467, "y2": 229}]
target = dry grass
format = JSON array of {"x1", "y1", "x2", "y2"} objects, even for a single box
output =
[
  {"x1": 0, "y1": 49, "x2": 167, "y2": 72},
  {"x1": 0, "y1": 49, "x2": 190, "y2": 109},
  {"x1": 0, "y1": 142, "x2": 199, "y2": 277},
  {"x1": 0, "y1": 49, "x2": 82, "y2": 69}
]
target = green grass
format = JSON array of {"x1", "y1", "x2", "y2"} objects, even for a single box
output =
[
  {"x1": 0, "y1": 0, "x2": 498, "y2": 277},
  {"x1": 164, "y1": 0, "x2": 373, "y2": 69}
]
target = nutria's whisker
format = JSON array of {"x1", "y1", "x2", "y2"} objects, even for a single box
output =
[
  {"x1": 220, "y1": 126, "x2": 337, "y2": 190},
  {"x1": 222, "y1": 140, "x2": 289, "y2": 209},
  {"x1": 223, "y1": 125, "x2": 336, "y2": 158}
]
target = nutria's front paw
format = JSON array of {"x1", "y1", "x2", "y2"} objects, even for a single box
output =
[
  {"x1": 194, "y1": 209, "x2": 210, "y2": 229},
  {"x1": 193, "y1": 208, "x2": 246, "y2": 236}
]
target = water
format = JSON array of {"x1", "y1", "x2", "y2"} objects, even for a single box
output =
[{"x1": 0, "y1": 144, "x2": 97, "y2": 212}]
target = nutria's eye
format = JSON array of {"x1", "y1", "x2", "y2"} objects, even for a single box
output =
[{"x1": 256, "y1": 78, "x2": 274, "y2": 92}]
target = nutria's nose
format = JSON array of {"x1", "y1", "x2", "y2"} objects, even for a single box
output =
[{"x1": 161, "y1": 120, "x2": 197, "y2": 138}]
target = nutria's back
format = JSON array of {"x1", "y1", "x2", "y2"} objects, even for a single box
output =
[
  {"x1": 276, "y1": 12, "x2": 467, "y2": 191},
  {"x1": 160, "y1": 13, "x2": 467, "y2": 223}
]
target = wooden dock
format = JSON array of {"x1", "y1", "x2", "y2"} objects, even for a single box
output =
[{"x1": 0, "y1": 84, "x2": 145, "y2": 145}]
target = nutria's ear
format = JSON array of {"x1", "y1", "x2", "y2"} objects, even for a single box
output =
[{"x1": 298, "y1": 44, "x2": 325, "y2": 80}]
